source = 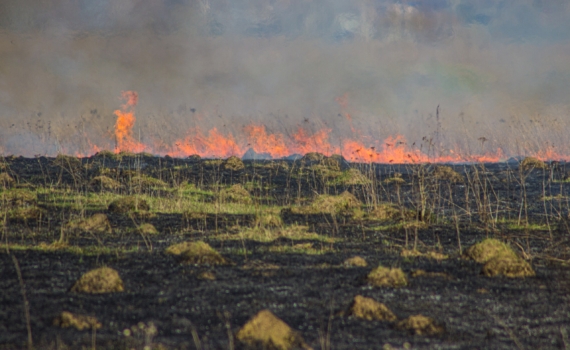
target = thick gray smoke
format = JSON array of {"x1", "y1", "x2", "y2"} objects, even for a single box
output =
[{"x1": 1, "y1": 0, "x2": 569, "y2": 159}]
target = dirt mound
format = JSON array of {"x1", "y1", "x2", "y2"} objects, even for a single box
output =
[
  {"x1": 90, "y1": 175, "x2": 121, "y2": 192},
  {"x1": 367, "y1": 266, "x2": 408, "y2": 288},
  {"x1": 138, "y1": 223, "x2": 159, "y2": 235},
  {"x1": 481, "y1": 256, "x2": 535, "y2": 278},
  {"x1": 236, "y1": 309, "x2": 312, "y2": 350},
  {"x1": 67, "y1": 213, "x2": 112, "y2": 234},
  {"x1": 218, "y1": 184, "x2": 252, "y2": 204},
  {"x1": 396, "y1": 315, "x2": 445, "y2": 336},
  {"x1": 174, "y1": 241, "x2": 230, "y2": 265},
  {"x1": 343, "y1": 256, "x2": 368, "y2": 267},
  {"x1": 432, "y1": 166, "x2": 463, "y2": 182},
  {"x1": 520, "y1": 157, "x2": 547, "y2": 171},
  {"x1": 464, "y1": 238, "x2": 518, "y2": 263},
  {"x1": 53, "y1": 311, "x2": 102, "y2": 331},
  {"x1": 71, "y1": 267, "x2": 124, "y2": 294},
  {"x1": 0, "y1": 172, "x2": 14, "y2": 188},
  {"x1": 348, "y1": 295, "x2": 397, "y2": 321},
  {"x1": 223, "y1": 156, "x2": 245, "y2": 171},
  {"x1": 108, "y1": 196, "x2": 150, "y2": 214}
]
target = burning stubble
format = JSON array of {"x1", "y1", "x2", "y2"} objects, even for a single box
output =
[{"x1": 0, "y1": 1, "x2": 570, "y2": 160}]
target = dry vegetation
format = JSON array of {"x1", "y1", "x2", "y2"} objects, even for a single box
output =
[{"x1": 0, "y1": 152, "x2": 569, "y2": 349}]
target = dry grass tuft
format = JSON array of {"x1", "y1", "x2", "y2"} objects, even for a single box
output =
[
  {"x1": 464, "y1": 238, "x2": 518, "y2": 263},
  {"x1": 367, "y1": 266, "x2": 408, "y2": 288},
  {"x1": 481, "y1": 256, "x2": 535, "y2": 278},
  {"x1": 67, "y1": 213, "x2": 112, "y2": 234},
  {"x1": 310, "y1": 191, "x2": 361, "y2": 215},
  {"x1": 71, "y1": 267, "x2": 124, "y2": 294},
  {"x1": 53, "y1": 311, "x2": 102, "y2": 331},
  {"x1": 129, "y1": 175, "x2": 168, "y2": 191},
  {"x1": 90, "y1": 175, "x2": 121, "y2": 192},
  {"x1": 236, "y1": 309, "x2": 312, "y2": 350},
  {"x1": 223, "y1": 156, "x2": 245, "y2": 171},
  {"x1": 348, "y1": 295, "x2": 397, "y2": 321},
  {"x1": 396, "y1": 315, "x2": 445, "y2": 336},
  {"x1": 242, "y1": 260, "x2": 280, "y2": 270},
  {"x1": 53, "y1": 154, "x2": 82, "y2": 168},
  {"x1": 369, "y1": 203, "x2": 412, "y2": 221},
  {"x1": 432, "y1": 166, "x2": 463, "y2": 182},
  {"x1": 138, "y1": 223, "x2": 159, "y2": 235},
  {"x1": 0, "y1": 172, "x2": 14, "y2": 188},
  {"x1": 410, "y1": 269, "x2": 452, "y2": 279},
  {"x1": 177, "y1": 241, "x2": 230, "y2": 265},
  {"x1": 2, "y1": 189, "x2": 36, "y2": 208},
  {"x1": 401, "y1": 249, "x2": 448, "y2": 261},
  {"x1": 218, "y1": 184, "x2": 252, "y2": 204},
  {"x1": 197, "y1": 270, "x2": 216, "y2": 280},
  {"x1": 108, "y1": 196, "x2": 150, "y2": 214},
  {"x1": 343, "y1": 256, "x2": 368, "y2": 267},
  {"x1": 520, "y1": 157, "x2": 547, "y2": 171}
]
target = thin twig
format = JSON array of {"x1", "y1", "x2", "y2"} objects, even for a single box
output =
[{"x1": 11, "y1": 255, "x2": 33, "y2": 350}]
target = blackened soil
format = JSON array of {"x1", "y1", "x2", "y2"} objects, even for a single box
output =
[{"x1": 1, "y1": 155, "x2": 570, "y2": 349}]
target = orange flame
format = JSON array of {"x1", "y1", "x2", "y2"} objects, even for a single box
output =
[
  {"x1": 99, "y1": 91, "x2": 569, "y2": 163},
  {"x1": 113, "y1": 91, "x2": 145, "y2": 153}
]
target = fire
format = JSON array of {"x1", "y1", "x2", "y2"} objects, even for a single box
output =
[
  {"x1": 101, "y1": 91, "x2": 563, "y2": 163},
  {"x1": 114, "y1": 91, "x2": 146, "y2": 153}
]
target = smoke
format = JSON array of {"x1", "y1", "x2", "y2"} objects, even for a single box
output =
[{"x1": 1, "y1": 0, "x2": 569, "y2": 158}]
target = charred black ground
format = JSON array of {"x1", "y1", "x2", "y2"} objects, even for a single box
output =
[{"x1": 1, "y1": 153, "x2": 569, "y2": 349}]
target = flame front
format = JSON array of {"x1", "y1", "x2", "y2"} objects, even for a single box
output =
[{"x1": 105, "y1": 91, "x2": 566, "y2": 163}]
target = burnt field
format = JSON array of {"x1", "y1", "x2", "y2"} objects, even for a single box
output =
[{"x1": 1, "y1": 152, "x2": 570, "y2": 350}]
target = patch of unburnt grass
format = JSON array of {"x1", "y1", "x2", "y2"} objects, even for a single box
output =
[
  {"x1": 217, "y1": 184, "x2": 252, "y2": 204},
  {"x1": 166, "y1": 241, "x2": 231, "y2": 265},
  {"x1": 53, "y1": 311, "x2": 102, "y2": 331},
  {"x1": 223, "y1": 155, "x2": 245, "y2": 171},
  {"x1": 236, "y1": 309, "x2": 312, "y2": 350},
  {"x1": 220, "y1": 225, "x2": 338, "y2": 243},
  {"x1": 343, "y1": 256, "x2": 368, "y2": 267},
  {"x1": 108, "y1": 196, "x2": 150, "y2": 214},
  {"x1": 347, "y1": 295, "x2": 397, "y2": 322},
  {"x1": 66, "y1": 213, "x2": 112, "y2": 234},
  {"x1": 71, "y1": 267, "x2": 124, "y2": 294},
  {"x1": 431, "y1": 165, "x2": 464, "y2": 183},
  {"x1": 520, "y1": 156, "x2": 547, "y2": 171},
  {"x1": 396, "y1": 314, "x2": 445, "y2": 336},
  {"x1": 367, "y1": 266, "x2": 408, "y2": 288},
  {"x1": 89, "y1": 175, "x2": 121, "y2": 192},
  {"x1": 464, "y1": 238, "x2": 535, "y2": 278},
  {"x1": 400, "y1": 249, "x2": 448, "y2": 261}
]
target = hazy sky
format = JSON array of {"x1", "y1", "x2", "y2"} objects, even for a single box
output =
[{"x1": 1, "y1": 0, "x2": 569, "y2": 157}]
